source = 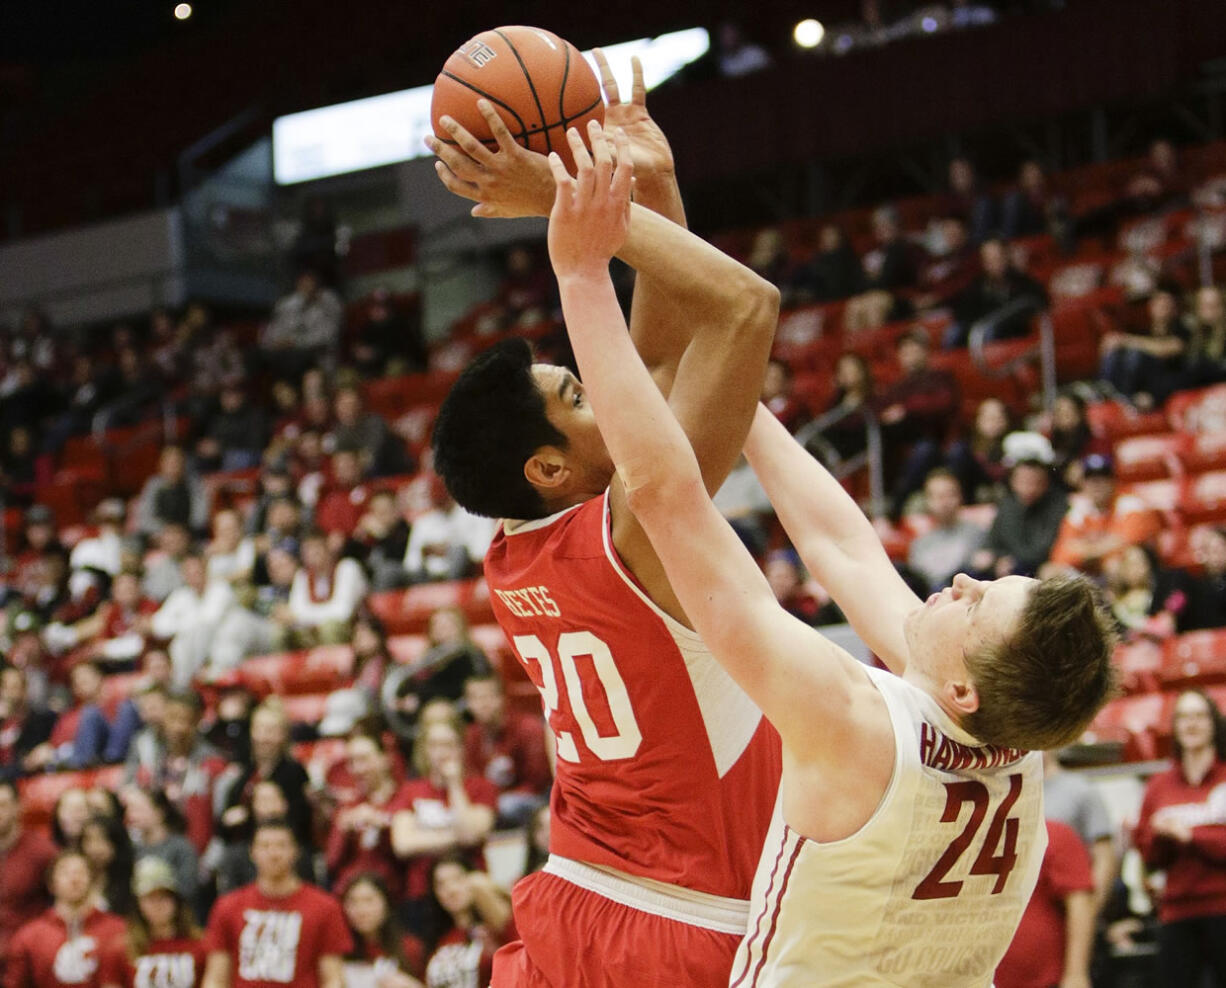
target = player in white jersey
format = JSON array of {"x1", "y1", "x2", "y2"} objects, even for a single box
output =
[{"x1": 542, "y1": 127, "x2": 1118, "y2": 986}]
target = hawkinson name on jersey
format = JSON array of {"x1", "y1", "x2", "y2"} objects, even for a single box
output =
[{"x1": 919, "y1": 723, "x2": 1027, "y2": 772}]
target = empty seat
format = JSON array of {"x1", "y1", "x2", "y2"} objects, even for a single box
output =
[
  {"x1": 1085, "y1": 402, "x2": 1170, "y2": 443},
  {"x1": 1084, "y1": 692, "x2": 1174, "y2": 762},
  {"x1": 1182, "y1": 431, "x2": 1226, "y2": 475},
  {"x1": 1179, "y1": 470, "x2": 1226, "y2": 525},
  {"x1": 1113, "y1": 432, "x2": 1189, "y2": 483},
  {"x1": 1166, "y1": 383, "x2": 1226, "y2": 433},
  {"x1": 1161, "y1": 629, "x2": 1226, "y2": 688},
  {"x1": 239, "y1": 644, "x2": 354, "y2": 696},
  {"x1": 367, "y1": 579, "x2": 493, "y2": 636},
  {"x1": 281, "y1": 693, "x2": 331, "y2": 726},
  {"x1": 1113, "y1": 639, "x2": 1166, "y2": 694}
]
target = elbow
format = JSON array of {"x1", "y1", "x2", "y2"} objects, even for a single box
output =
[
  {"x1": 624, "y1": 473, "x2": 707, "y2": 529},
  {"x1": 736, "y1": 276, "x2": 781, "y2": 343}
]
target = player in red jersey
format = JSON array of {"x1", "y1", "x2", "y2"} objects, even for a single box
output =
[{"x1": 428, "y1": 55, "x2": 782, "y2": 986}]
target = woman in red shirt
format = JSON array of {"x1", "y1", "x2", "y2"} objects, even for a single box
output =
[
  {"x1": 1134, "y1": 689, "x2": 1226, "y2": 987},
  {"x1": 339, "y1": 874, "x2": 424, "y2": 988},
  {"x1": 422, "y1": 857, "x2": 513, "y2": 988},
  {"x1": 99, "y1": 858, "x2": 205, "y2": 988}
]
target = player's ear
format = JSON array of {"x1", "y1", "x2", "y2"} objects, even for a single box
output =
[
  {"x1": 524, "y1": 447, "x2": 570, "y2": 492},
  {"x1": 944, "y1": 679, "x2": 980, "y2": 718}
]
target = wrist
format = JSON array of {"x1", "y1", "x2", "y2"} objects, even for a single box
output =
[{"x1": 555, "y1": 267, "x2": 613, "y2": 288}]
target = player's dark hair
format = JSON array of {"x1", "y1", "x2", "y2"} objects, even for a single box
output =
[
  {"x1": 0, "y1": 778, "x2": 17, "y2": 799},
  {"x1": 431, "y1": 337, "x2": 566, "y2": 520},
  {"x1": 963, "y1": 574, "x2": 1118, "y2": 750}
]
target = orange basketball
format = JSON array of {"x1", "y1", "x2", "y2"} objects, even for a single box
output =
[{"x1": 432, "y1": 26, "x2": 605, "y2": 175}]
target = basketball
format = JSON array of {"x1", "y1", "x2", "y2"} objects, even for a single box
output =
[{"x1": 432, "y1": 26, "x2": 605, "y2": 174}]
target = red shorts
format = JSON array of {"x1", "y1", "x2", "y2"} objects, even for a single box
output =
[{"x1": 491, "y1": 869, "x2": 742, "y2": 988}]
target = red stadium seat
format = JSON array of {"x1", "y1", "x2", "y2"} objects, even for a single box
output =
[
  {"x1": 1113, "y1": 638, "x2": 1165, "y2": 694},
  {"x1": 1085, "y1": 402, "x2": 1170, "y2": 443},
  {"x1": 1166, "y1": 384, "x2": 1226, "y2": 433},
  {"x1": 366, "y1": 579, "x2": 493, "y2": 636},
  {"x1": 1178, "y1": 470, "x2": 1226, "y2": 525},
  {"x1": 1120, "y1": 478, "x2": 1183, "y2": 514},
  {"x1": 1182, "y1": 431, "x2": 1226, "y2": 475},
  {"x1": 239, "y1": 644, "x2": 354, "y2": 696},
  {"x1": 1084, "y1": 692, "x2": 1174, "y2": 762},
  {"x1": 20, "y1": 770, "x2": 97, "y2": 827},
  {"x1": 1112, "y1": 432, "x2": 1189, "y2": 483},
  {"x1": 281, "y1": 693, "x2": 331, "y2": 726},
  {"x1": 1161, "y1": 630, "x2": 1226, "y2": 688}
]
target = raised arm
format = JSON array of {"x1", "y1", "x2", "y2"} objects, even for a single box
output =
[
  {"x1": 591, "y1": 52, "x2": 690, "y2": 389},
  {"x1": 431, "y1": 98, "x2": 777, "y2": 623},
  {"x1": 542, "y1": 127, "x2": 871, "y2": 756},
  {"x1": 744, "y1": 405, "x2": 922, "y2": 673}
]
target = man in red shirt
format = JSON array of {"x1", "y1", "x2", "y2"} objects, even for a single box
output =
[
  {"x1": 5, "y1": 849, "x2": 126, "y2": 988},
  {"x1": 201, "y1": 819, "x2": 350, "y2": 988},
  {"x1": 461, "y1": 672, "x2": 550, "y2": 827},
  {"x1": 996, "y1": 819, "x2": 1096, "y2": 988},
  {"x1": 0, "y1": 780, "x2": 58, "y2": 975}
]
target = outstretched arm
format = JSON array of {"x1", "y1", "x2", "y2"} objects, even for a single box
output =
[
  {"x1": 432, "y1": 102, "x2": 776, "y2": 623},
  {"x1": 744, "y1": 406, "x2": 922, "y2": 673},
  {"x1": 544, "y1": 127, "x2": 867, "y2": 755}
]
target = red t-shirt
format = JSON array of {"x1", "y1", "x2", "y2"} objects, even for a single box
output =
[
  {"x1": 314, "y1": 487, "x2": 369, "y2": 537},
  {"x1": 995, "y1": 820, "x2": 1093, "y2": 988},
  {"x1": 462, "y1": 713, "x2": 550, "y2": 796},
  {"x1": 5, "y1": 907, "x2": 127, "y2": 988},
  {"x1": 324, "y1": 783, "x2": 412, "y2": 900},
  {"x1": 423, "y1": 920, "x2": 515, "y2": 988},
  {"x1": 1134, "y1": 759, "x2": 1226, "y2": 923},
  {"x1": 390, "y1": 778, "x2": 498, "y2": 900},
  {"x1": 202, "y1": 883, "x2": 352, "y2": 988},
  {"x1": 97, "y1": 936, "x2": 207, "y2": 988},
  {"x1": 347, "y1": 935, "x2": 426, "y2": 981},
  {"x1": 0, "y1": 828, "x2": 58, "y2": 961}
]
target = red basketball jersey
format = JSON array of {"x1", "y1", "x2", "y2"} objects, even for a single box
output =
[{"x1": 484, "y1": 493, "x2": 781, "y2": 899}]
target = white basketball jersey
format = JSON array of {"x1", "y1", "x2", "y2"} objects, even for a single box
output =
[{"x1": 729, "y1": 666, "x2": 1045, "y2": 987}]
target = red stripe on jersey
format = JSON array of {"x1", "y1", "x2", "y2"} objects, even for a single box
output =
[
  {"x1": 730, "y1": 829, "x2": 793, "y2": 988},
  {"x1": 748, "y1": 828, "x2": 806, "y2": 988}
]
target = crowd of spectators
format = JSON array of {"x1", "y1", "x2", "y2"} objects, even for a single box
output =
[
  {"x1": 0, "y1": 123, "x2": 1223, "y2": 986},
  {"x1": 0, "y1": 256, "x2": 557, "y2": 985}
]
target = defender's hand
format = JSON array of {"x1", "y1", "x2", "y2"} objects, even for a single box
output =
[
  {"x1": 593, "y1": 50, "x2": 675, "y2": 180},
  {"x1": 547, "y1": 123, "x2": 633, "y2": 279},
  {"x1": 427, "y1": 101, "x2": 555, "y2": 218}
]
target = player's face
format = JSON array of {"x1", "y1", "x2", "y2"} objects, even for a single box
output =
[
  {"x1": 905, "y1": 574, "x2": 1036, "y2": 683},
  {"x1": 532, "y1": 363, "x2": 614, "y2": 496}
]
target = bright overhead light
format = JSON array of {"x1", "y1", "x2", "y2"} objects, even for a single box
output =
[
  {"x1": 174, "y1": 3, "x2": 193, "y2": 20},
  {"x1": 793, "y1": 19, "x2": 825, "y2": 48}
]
